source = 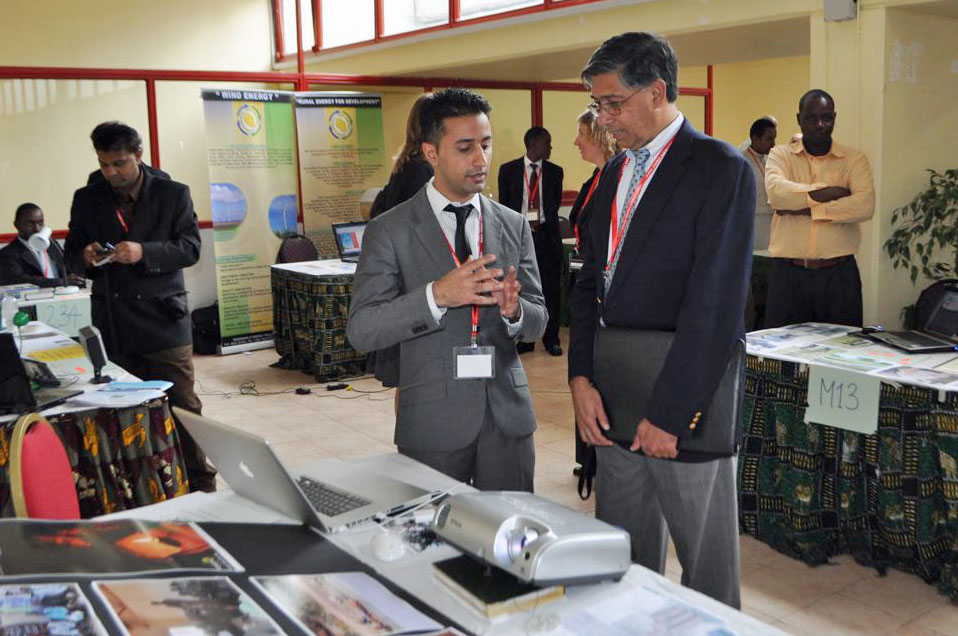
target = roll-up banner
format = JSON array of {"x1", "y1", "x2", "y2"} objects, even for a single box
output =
[
  {"x1": 201, "y1": 89, "x2": 298, "y2": 354},
  {"x1": 293, "y1": 92, "x2": 385, "y2": 256}
]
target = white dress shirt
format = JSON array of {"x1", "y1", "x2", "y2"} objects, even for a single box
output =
[
  {"x1": 18, "y1": 237, "x2": 57, "y2": 279},
  {"x1": 521, "y1": 156, "x2": 544, "y2": 221},
  {"x1": 424, "y1": 179, "x2": 522, "y2": 335},
  {"x1": 610, "y1": 112, "x2": 685, "y2": 257}
]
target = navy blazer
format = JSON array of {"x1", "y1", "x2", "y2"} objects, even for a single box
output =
[
  {"x1": 497, "y1": 157, "x2": 564, "y2": 248},
  {"x1": 0, "y1": 239, "x2": 70, "y2": 288},
  {"x1": 568, "y1": 118, "x2": 755, "y2": 440}
]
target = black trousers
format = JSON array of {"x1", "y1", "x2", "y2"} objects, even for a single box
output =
[
  {"x1": 763, "y1": 256, "x2": 863, "y2": 329},
  {"x1": 532, "y1": 228, "x2": 561, "y2": 347}
]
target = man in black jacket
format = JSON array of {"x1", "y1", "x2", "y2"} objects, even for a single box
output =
[
  {"x1": 0, "y1": 203, "x2": 83, "y2": 288},
  {"x1": 569, "y1": 33, "x2": 754, "y2": 608},
  {"x1": 65, "y1": 121, "x2": 215, "y2": 492},
  {"x1": 497, "y1": 127, "x2": 564, "y2": 355}
]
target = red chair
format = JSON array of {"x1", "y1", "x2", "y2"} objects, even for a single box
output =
[{"x1": 9, "y1": 413, "x2": 80, "y2": 519}]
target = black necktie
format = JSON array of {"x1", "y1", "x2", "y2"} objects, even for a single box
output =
[{"x1": 444, "y1": 203, "x2": 473, "y2": 264}]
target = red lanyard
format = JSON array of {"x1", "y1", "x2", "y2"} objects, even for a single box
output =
[
  {"x1": 573, "y1": 171, "x2": 602, "y2": 252},
  {"x1": 523, "y1": 164, "x2": 541, "y2": 210},
  {"x1": 116, "y1": 207, "x2": 130, "y2": 234},
  {"x1": 607, "y1": 135, "x2": 677, "y2": 271},
  {"x1": 440, "y1": 208, "x2": 484, "y2": 345},
  {"x1": 41, "y1": 250, "x2": 50, "y2": 277}
]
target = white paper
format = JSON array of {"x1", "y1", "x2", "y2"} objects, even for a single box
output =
[{"x1": 456, "y1": 353, "x2": 493, "y2": 378}]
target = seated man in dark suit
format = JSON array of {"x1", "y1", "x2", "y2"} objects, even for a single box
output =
[
  {"x1": 0, "y1": 203, "x2": 83, "y2": 288},
  {"x1": 497, "y1": 127, "x2": 564, "y2": 356}
]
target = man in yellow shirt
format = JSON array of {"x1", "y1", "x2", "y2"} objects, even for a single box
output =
[{"x1": 764, "y1": 89, "x2": 875, "y2": 328}]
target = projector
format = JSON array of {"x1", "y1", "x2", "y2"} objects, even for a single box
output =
[{"x1": 432, "y1": 491, "x2": 631, "y2": 586}]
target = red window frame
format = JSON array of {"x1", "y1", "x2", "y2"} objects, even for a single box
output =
[{"x1": 275, "y1": 0, "x2": 617, "y2": 59}]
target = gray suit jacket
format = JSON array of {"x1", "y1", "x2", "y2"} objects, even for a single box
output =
[{"x1": 347, "y1": 188, "x2": 547, "y2": 451}]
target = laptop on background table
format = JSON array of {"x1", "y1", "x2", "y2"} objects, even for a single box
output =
[
  {"x1": 863, "y1": 289, "x2": 958, "y2": 353},
  {"x1": 175, "y1": 408, "x2": 430, "y2": 534},
  {"x1": 331, "y1": 221, "x2": 367, "y2": 263},
  {"x1": 0, "y1": 333, "x2": 82, "y2": 415}
]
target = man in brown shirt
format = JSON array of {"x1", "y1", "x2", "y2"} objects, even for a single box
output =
[{"x1": 764, "y1": 89, "x2": 875, "y2": 327}]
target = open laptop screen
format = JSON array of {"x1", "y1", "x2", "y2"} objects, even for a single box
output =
[
  {"x1": 0, "y1": 333, "x2": 36, "y2": 414},
  {"x1": 925, "y1": 290, "x2": 958, "y2": 339},
  {"x1": 331, "y1": 222, "x2": 367, "y2": 260}
]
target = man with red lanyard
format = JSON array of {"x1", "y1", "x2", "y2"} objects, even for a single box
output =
[
  {"x1": 497, "y1": 127, "x2": 564, "y2": 356},
  {"x1": 568, "y1": 32, "x2": 755, "y2": 608},
  {"x1": 64, "y1": 121, "x2": 215, "y2": 493},
  {"x1": 348, "y1": 88, "x2": 547, "y2": 491}
]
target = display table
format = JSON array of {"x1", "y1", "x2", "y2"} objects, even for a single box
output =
[
  {"x1": 0, "y1": 323, "x2": 189, "y2": 517},
  {"x1": 739, "y1": 323, "x2": 958, "y2": 599},
  {"x1": 270, "y1": 259, "x2": 367, "y2": 382},
  {"x1": 107, "y1": 453, "x2": 789, "y2": 636}
]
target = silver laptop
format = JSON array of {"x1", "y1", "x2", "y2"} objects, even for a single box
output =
[{"x1": 175, "y1": 408, "x2": 430, "y2": 533}]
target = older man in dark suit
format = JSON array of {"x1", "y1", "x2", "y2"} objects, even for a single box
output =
[
  {"x1": 497, "y1": 127, "x2": 564, "y2": 355},
  {"x1": 0, "y1": 203, "x2": 83, "y2": 288},
  {"x1": 569, "y1": 32, "x2": 754, "y2": 607},
  {"x1": 64, "y1": 121, "x2": 215, "y2": 492}
]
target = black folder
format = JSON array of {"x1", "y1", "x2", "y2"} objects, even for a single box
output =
[{"x1": 592, "y1": 328, "x2": 745, "y2": 455}]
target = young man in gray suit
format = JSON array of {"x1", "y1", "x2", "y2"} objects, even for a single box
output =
[{"x1": 347, "y1": 88, "x2": 547, "y2": 491}]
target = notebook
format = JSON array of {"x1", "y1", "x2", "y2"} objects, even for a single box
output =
[
  {"x1": 175, "y1": 408, "x2": 430, "y2": 533},
  {"x1": 331, "y1": 221, "x2": 367, "y2": 263},
  {"x1": 864, "y1": 290, "x2": 958, "y2": 353},
  {"x1": 0, "y1": 333, "x2": 82, "y2": 415}
]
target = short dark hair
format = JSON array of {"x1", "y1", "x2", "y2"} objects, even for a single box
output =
[
  {"x1": 90, "y1": 121, "x2": 142, "y2": 154},
  {"x1": 419, "y1": 88, "x2": 492, "y2": 146},
  {"x1": 750, "y1": 117, "x2": 777, "y2": 139},
  {"x1": 14, "y1": 203, "x2": 40, "y2": 223},
  {"x1": 581, "y1": 32, "x2": 679, "y2": 102},
  {"x1": 798, "y1": 89, "x2": 834, "y2": 113},
  {"x1": 523, "y1": 126, "x2": 549, "y2": 149}
]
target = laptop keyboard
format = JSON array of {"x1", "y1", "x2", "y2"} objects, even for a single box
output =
[{"x1": 296, "y1": 476, "x2": 371, "y2": 516}]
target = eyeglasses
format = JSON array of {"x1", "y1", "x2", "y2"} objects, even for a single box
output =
[{"x1": 587, "y1": 89, "x2": 641, "y2": 116}]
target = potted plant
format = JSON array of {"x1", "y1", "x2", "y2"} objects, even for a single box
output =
[{"x1": 884, "y1": 168, "x2": 958, "y2": 325}]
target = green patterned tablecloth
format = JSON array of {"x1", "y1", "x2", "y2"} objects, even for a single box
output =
[
  {"x1": 0, "y1": 399, "x2": 189, "y2": 518},
  {"x1": 738, "y1": 355, "x2": 958, "y2": 599},
  {"x1": 271, "y1": 266, "x2": 367, "y2": 382}
]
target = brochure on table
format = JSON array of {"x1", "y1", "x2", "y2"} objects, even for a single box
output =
[
  {"x1": 95, "y1": 576, "x2": 284, "y2": 636},
  {"x1": 0, "y1": 519, "x2": 242, "y2": 579},
  {"x1": 0, "y1": 582, "x2": 108, "y2": 635},
  {"x1": 253, "y1": 572, "x2": 442, "y2": 636},
  {"x1": 746, "y1": 323, "x2": 958, "y2": 390},
  {"x1": 271, "y1": 258, "x2": 357, "y2": 276}
]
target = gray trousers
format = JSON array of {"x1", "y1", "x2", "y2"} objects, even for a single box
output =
[
  {"x1": 398, "y1": 410, "x2": 535, "y2": 492},
  {"x1": 595, "y1": 444, "x2": 740, "y2": 608}
]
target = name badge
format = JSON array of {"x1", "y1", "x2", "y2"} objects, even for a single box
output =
[
  {"x1": 454, "y1": 346, "x2": 495, "y2": 379},
  {"x1": 525, "y1": 210, "x2": 539, "y2": 223}
]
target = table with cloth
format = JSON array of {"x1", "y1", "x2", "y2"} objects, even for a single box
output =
[
  {"x1": 738, "y1": 323, "x2": 958, "y2": 600},
  {"x1": 0, "y1": 322, "x2": 188, "y2": 518},
  {"x1": 271, "y1": 259, "x2": 367, "y2": 382}
]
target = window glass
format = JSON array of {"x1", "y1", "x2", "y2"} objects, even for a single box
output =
[
  {"x1": 321, "y1": 0, "x2": 375, "y2": 48},
  {"x1": 458, "y1": 0, "x2": 542, "y2": 20},
  {"x1": 382, "y1": 0, "x2": 448, "y2": 36},
  {"x1": 281, "y1": 0, "x2": 316, "y2": 54}
]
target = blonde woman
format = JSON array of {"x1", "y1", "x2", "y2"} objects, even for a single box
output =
[{"x1": 568, "y1": 108, "x2": 617, "y2": 246}]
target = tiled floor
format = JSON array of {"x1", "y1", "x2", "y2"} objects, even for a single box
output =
[{"x1": 193, "y1": 330, "x2": 958, "y2": 636}]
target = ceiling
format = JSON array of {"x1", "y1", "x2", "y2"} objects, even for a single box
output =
[{"x1": 399, "y1": 17, "x2": 811, "y2": 82}]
